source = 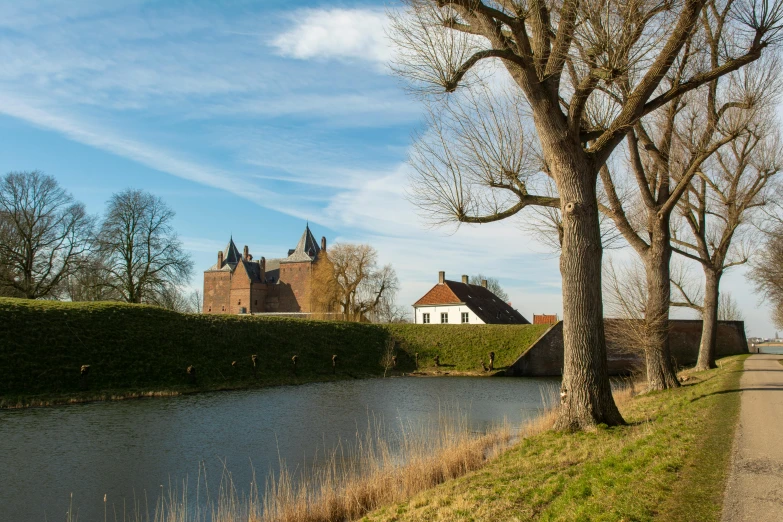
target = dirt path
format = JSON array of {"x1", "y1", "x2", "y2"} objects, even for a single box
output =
[{"x1": 722, "y1": 354, "x2": 783, "y2": 521}]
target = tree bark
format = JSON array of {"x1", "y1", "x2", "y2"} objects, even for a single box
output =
[
  {"x1": 695, "y1": 269, "x2": 721, "y2": 371},
  {"x1": 644, "y1": 216, "x2": 681, "y2": 389},
  {"x1": 553, "y1": 155, "x2": 625, "y2": 430}
]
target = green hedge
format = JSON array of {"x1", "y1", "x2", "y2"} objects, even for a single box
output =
[{"x1": 0, "y1": 298, "x2": 550, "y2": 401}]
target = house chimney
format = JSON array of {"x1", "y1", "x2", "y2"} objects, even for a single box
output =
[
  {"x1": 481, "y1": 279, "x2": 488, "y2": 288},
  {"x1": 438, "y1": 271, "x2": 445, "y2": 284},
  {"x1": 243, "y1": 245, "x2": 250, "y2": 260},
  {"x1": 462, "y1": 274, "x2": 469, "y2": 284},
  {"x1": 321, "y1": 236, "x2": 327, "y2": 252},
  {"x1": 217, "y1": 250, "x2": 224, "y2": 267}
]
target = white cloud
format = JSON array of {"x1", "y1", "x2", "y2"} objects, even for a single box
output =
[{"x1": 271, "y1": 8, "x2": 391, "y2": 66}]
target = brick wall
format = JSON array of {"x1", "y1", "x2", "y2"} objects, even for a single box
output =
[
  {"x1": 203, "y1": 271, "x2": 231, "y2": 314},
  {"x1": 278, "y1": 261, "x2": 313, "y2": 312},
  {"x1": 506, "y1": 320, "x2": 749, "y2": 376}
]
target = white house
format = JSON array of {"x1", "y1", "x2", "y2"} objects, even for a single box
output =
[{"x1": 412, "y1": 271, "x2": 530, "y2": 325}]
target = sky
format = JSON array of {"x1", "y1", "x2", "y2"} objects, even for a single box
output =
[{"x1": 0, "y1": 0, "x2": 776, "y2": 337}]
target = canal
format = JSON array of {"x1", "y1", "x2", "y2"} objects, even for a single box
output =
[{"x1": 0, "y1": 376, "x2": 559, "y2": 521}]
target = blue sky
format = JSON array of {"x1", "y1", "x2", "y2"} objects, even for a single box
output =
[{"x1": 0, "y1": 0, "x2": 774, "y2": 335}]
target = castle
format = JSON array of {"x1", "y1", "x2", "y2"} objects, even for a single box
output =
[{"x1": 202, "y1": 224, "x2": 326, "y2": 315}]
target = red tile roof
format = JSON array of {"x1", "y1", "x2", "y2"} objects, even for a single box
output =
[
  {"x1": 413, "y1": 283, "x2": 461, "y2": 306},
  {"x1": 533, "y1": 314, "x2": 558, "y2": 325}
]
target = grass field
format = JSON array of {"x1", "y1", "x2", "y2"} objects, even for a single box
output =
[
  {"x1": 0, "y1": 298, "x2": 549, "y2": 407},
  {"x1": 362, "y1": 355, "x2": 749, "y2": 522}
]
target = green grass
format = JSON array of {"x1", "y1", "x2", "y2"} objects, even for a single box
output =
[
  {"x1": 0, "y1": 298, "x2": 548, "y2": 407},
  {"x1": 384, "y1": 323, "x2": 550, "y2": 372},
  {"x1": 362, "y1": 355, "x2": 749, "y2": 522}
]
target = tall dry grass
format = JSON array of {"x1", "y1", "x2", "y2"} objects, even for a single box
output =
[{"x1": 66, "y1": 381, "x2": 640, "y2": 522}]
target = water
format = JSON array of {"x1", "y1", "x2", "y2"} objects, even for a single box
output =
[{"x1": 0, "y1": 376, "x2": 558, "y2": 521}]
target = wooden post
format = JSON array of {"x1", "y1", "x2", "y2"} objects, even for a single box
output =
[
  {"x1": 292, "y1": 355, "x2": 298, "y2": 376},
  {"x1": 80, "y1": 365, "x2": 90, "y2": 390},
  {"x1": 332, "y1": 354, "x2": 338, "y2": 374}
]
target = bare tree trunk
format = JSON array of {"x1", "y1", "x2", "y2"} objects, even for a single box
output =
[
  {"x1": 644, "y1": 217, "x2": 680, "y2": 389},
  {"x1": 554, "y1": 160, "x2": 624, "y2": 430},
  {"x1": 695, "y1": 269, "x2": 721, "y2": 371}
]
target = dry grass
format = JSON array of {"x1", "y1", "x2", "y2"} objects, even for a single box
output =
[{"x1": 63, "y1": 380, "x2": 644, "y2": 522}]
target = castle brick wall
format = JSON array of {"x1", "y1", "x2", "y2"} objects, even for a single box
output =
[
  {"x1": 203, "y1": 271, "x2": 231, "y2": 314},
  {"x1": 278, "y1": 261, "x2": 313, "y2": 313}
]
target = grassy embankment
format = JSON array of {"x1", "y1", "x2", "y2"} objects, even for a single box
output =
[
  {"x1": 362, "y1": 355, "x2": 749, "y2": 522},
  {"x1": 0, "y1": 298, "x2": 550, "y2": 408}
]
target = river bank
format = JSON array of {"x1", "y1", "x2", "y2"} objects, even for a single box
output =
[
  {"x1": 0, "y1": 298, "x2": 548, "y2": 409},
  {"x1": 364, "y1": 354, "x2": 749, "y2": 521}
]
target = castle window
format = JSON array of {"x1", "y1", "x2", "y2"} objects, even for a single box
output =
[
  {"x1": 222, "y1": 306, "x2": 225, "y2": 311},
  {"x1": 255, "y1": 300, "x2": 258, "y2": 305},
  {"x1": 238, "y1": 300, "x2": 241, "y2": 305},
  {"x1": 208, "y1": 307, "x2": 211, "y2": 312}
]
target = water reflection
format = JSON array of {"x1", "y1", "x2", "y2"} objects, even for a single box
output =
[{"x1": 0, "y1": 375, "x2": 558, "y2": 521}]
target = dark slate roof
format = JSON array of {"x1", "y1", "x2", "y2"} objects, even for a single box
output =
[
  {"x1": 223, "y1": 238, "x2": 242, "y2": 265},
  {"x1": 206, "y1": 237, "x2": 243, "y2": 271},
  {"x1": 241, "y1": 258, "x2": 264, "y2": 283},
  {"x1": 414, "y1": 279, "x2": 530, "y2": 325},
  {"x1": 282, "y1": 224, "x2": 321, "y2": 263}
]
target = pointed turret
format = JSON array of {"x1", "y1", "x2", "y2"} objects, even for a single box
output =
[
  {"x1": 284, "y1": 223, "x2": 322, "y2": 262},
  {"x1": 222, "y1": 237, "x2": 242, "y2": 266}
]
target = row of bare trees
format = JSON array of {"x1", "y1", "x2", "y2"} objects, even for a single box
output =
[
  {"x1": 0, "y1": 171, "x2": 193, "y2": 309},
  {"x1": 387, "y1": 0, "x2": 783, "y2": 430}
]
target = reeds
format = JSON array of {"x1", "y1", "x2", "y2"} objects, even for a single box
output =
[{"x1": 66, "y1": 381, "x2": 640, "y2": 522}]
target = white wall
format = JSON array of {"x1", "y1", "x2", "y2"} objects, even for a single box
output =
[{"x1": 413, "y1": 304, "x2": 484, "y2": 325}]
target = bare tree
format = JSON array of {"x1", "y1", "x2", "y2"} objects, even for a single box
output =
[
  {"x1": 311, "y1": 243, "x2": 399, "y2": 322},
  {"x1": 63, "y1": 254, "x2": 120, "y2": 302},
  {"x1": 155, "y1": 284, "x2": 194, "y2": 313},
  {"x1": 673, "y1": 117, "x2": 781, "y2": 369},
  {"x1": 749, "y1": 223, "x2": 783, "y2": 327},
  {"x1": 0, "y1": 171, "x2": 94, "y2": 299},
  {"x1": 190, "y1": 289, "x2": 203, "y2": 314},
  {"x1": 469, "y1": 273, "x2": 508, "y2": 301},
  {"x1": 391, "y1": 0, "x2": 781, "y2": 428},
  {"x1": 97, "y1": 189, "x2": 192, "y2": 304},
  {"x1": 603, "y1": 256, "x2": 655, "y2": 357}
]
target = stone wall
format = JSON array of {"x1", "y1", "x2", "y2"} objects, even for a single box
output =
[{"x1": 506, "y1": 319, "x2": 749, "y2": 376}]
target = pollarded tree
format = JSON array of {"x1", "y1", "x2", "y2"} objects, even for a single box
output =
[
  {"x1": 97, "y1": 189, "x2": 192, "y2": 304},
  {"x1": 597, "y1": 36, "x2": 775, "y2": 388},
  {"x1": 391, "y1": 0, "x2": 782, "y2": 429},
  {"x1": 673, "y1": 119, "x2": 781, "y2": 369},
  {"x1": 0, "y1": 171, "x2": 94, "y2": 299}
]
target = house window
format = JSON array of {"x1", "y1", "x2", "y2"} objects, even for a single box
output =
[
  {"x1": 461, "y1": 312, "x2": 469, "y2": 323},
  {"x1": 441, "y1": 312, "x2": 448, "y2": 324},
  {"x1": 422, "y1": 313, "x2": 430, "y2": 324}
]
